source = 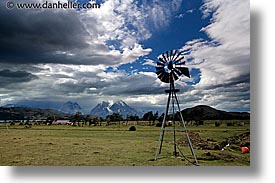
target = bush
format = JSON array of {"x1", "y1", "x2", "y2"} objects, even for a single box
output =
[
  {"x1": 155, "y1": 122, "x2": 162, "y2": 127},
  {"x1": 215, "y1": 122, "x2": 221, "y2": 127},
  {"x1": 129, "y1": 126, "x2": 136, "y2": 131},
  {"x1": 226, "y1": 122, "x2": 234, "y2": 126}
]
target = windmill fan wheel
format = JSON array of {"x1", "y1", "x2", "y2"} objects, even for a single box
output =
[{"x1": 156, "y1": 50, "x2": 190, "y2": 83}]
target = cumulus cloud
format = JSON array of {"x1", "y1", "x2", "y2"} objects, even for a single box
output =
[
  {"x1": 180, "y1": 0, "x2": 250, "y2": 111},
  {"x1": 0, "y1": 0, "x2": 155, "y2": 67}
]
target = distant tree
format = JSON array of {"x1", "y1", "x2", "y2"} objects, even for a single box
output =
[
  {"x1": 73, "y1": 112, "x2": 83, "y2": 122},
  {"x1": 143, "y1": 111, "x2": 153, "y2": 121},
  {"x1": 46, "y1": 115, "x2": 55, "y2": 125},
  {"x1": 92, "y1": 117, "x2": 100, "y2": 126},
  {"x1": 158, "y1": 113, "x2": 164, "y2": 123},
  {"x1": 106, "y1": 113, "x2": 123, "y2": 123},
  {"x1": 99, "y1": 117, "x2": 104, "y2": 126},
  {"x1": 143, "y1": 111, "x2": 154, "y2": 125},
  {"x1": 128, "y1": 115, "x2": 139, "y2": 121},
  {"x1": 152, "y1": 111, "x2": 158, "y2": 126}
]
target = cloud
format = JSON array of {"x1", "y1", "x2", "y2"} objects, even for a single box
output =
[
  {"x1": 180, "y1": 0, "x2": 250, "y2": 111},
  {"x1": 142, "y1": 0, "x2": 183, "y2": 29},
  {"x1": 0, "y1": 0, "x2": 183, "y2": 67},
  {"x1": 142, "y1": 59, "x2": 156, "y2": 66},
  {"x1": 0, "y1": 0, "x2": 155, "y2": 67},
  {"x1": 0, "y1": 69, "x2": 38, "y2": 87}
]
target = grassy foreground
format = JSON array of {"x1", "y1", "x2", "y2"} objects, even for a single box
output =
[{"x1": 0, "y1": 122, "x2": 250, "y2": 166}]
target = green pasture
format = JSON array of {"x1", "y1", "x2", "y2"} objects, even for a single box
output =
[{"x1": 0, "y1": 121, "x2": 250, "y2": 166}]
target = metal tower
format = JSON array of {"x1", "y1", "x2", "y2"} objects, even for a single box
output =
[{"x1": 154, "y1": 50, "x2": 198, "y2": 165}]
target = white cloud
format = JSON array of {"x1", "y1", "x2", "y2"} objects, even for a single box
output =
[
  {"x1": 142, "y1": 59, "x2": 155, "y2": 66},
  {"x1": 80, "y1": 0, "x2": 183, "y2": 66},
  {"x1": 178, "y1": 0, "x2": 250, "y2": 111},
  {"x1": 183, "y1": 0, "x2": 250, "y2": 88}
]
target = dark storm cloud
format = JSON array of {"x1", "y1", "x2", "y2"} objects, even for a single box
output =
[
  {"x1": 0, "y1": 1, "x2": 119, "y2": 65},
  {"x1": 0, "y1": 69, "x2": 38, "y2": 87},
  {"x1": 202, "y1": 73, "x2": 250, "y2": 90}
]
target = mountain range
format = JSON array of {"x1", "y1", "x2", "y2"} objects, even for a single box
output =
[
  {"x1": 90, "y1": 100, "x2": 142, "y2": 118},
  {"x1": 1, "y1": 100, "x2": 143, "y2": 118},
  {"x1": 0, "y1": 102, "x2": 250, "y2": 120}
]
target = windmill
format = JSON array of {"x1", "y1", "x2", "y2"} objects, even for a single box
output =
[{"x1": 155, "y1": 50, "x2": 198, "y2": 165}]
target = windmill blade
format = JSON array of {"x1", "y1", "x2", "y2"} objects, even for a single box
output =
[
  {"x1": 157, "y1": 71, "x2": 165, "y2": 79},
  {"x1": 174, "y1": 55, "x2": 185, "y2": 64},
  {"x1": 156, "y1": 70, "x2": 164, "y2": 76},
  {"x1": 163, "y1": 73, "x2": 170, "y2": 83},
  {"x1": 158, "y1": 72, "x2": 169, "y2": 83},
  {"x1": 158, "y1": 72, "x2": 170, "y2": 83},
  {"x1": 171, "y1": 71, "x2": 179, "y2": 81},
  {"x1": 173, "y1": 51, "x2": 184, "y2": 62},
  {"x1": 162, "y1": 53, "x2": 168, "y2": 62},
  {"x1": 158, "y1": 57, "x2": 166, "y2": 64},
  {"x1": 166, "y1": 51, "x2": 170, "y2": 61},
  {"x1": 156, "y1": 67, "x2": 164, "y2": 75},
  {"x1": 156, "y1": 65, "x2": 164, "y2": 70},
  {"x1": 175, "y1": 62, "x2": 187, "y2": 68},
  {"x1": 156, "y1": 65, "x2": 164, "y2": 69},
  {"x1": 175, "y1": 61, "x2": 186, "y2": 65},
  {"x1": 169, "y1": 50, "x2": 173, "y2": 61},
  {"x1": 157, "y1": 61, "x2": 164, "y2": 66},
  {"x1": 171, "y1": 50, "x2": 178, "y2": 61}
]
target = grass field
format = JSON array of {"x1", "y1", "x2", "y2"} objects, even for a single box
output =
[{"x1": 0, "y1": 121, "x2": 250, "y2": 166}]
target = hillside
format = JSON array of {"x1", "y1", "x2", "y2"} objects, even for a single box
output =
[
  {"x1": 180, "y1": 105, "x2": 250, "y2": 120},
  {"x1": 0, "y1": 107, "x2": 67, "y2": 120}
]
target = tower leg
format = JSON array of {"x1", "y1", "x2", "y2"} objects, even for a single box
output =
[
  {"x1": 173, "y1": 90, "x2": 198, "y2": 165},
  {"x1": 171, "y1": 91, "x2": 178, "y2": 157},
  {"x1": 154, "y1": 86, "x2": 171, "y2": 160}
]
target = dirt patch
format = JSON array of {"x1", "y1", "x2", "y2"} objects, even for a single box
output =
[
  {"x1": 220, "y1": 132, "x2": 250, "y2": 150},
  {"x1": 177, "y1": 131, "x2": 250, "y2": 151},
  {"x1": 199, "y1": 151, "x2": 249, "y2": 162},
  {"x1": 177, "y1": 131, "x2": 220, "y2": 150}
]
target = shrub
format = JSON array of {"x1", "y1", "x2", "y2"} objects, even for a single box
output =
[
  {"x1": 156, "y1": 122, "x2": 162, "y2": 127},
  {"x1": 215, "y1": 122, "x2": 221, "y2": 127},
  {"x1": 129, "y1": 126, "x2": 136, "y2": 131},
  {"x1": 226, "y1": 122, "x2": 234, "y2": 126}
]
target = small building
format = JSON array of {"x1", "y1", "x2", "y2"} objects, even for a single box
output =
[{"x1": 52, "y1": 120, "x2": 72, "y2": 125}]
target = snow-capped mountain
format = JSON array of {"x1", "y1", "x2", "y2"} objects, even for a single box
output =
[
  {"x1": 89, "y1": 101, "x2": 112, "y2": 118},
  {"x1": 90, "y1": 100, "x2": 142, "y2": 118},
  {"x1": 59, "y1": 101, "x2": 82, "y2": 114}
]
